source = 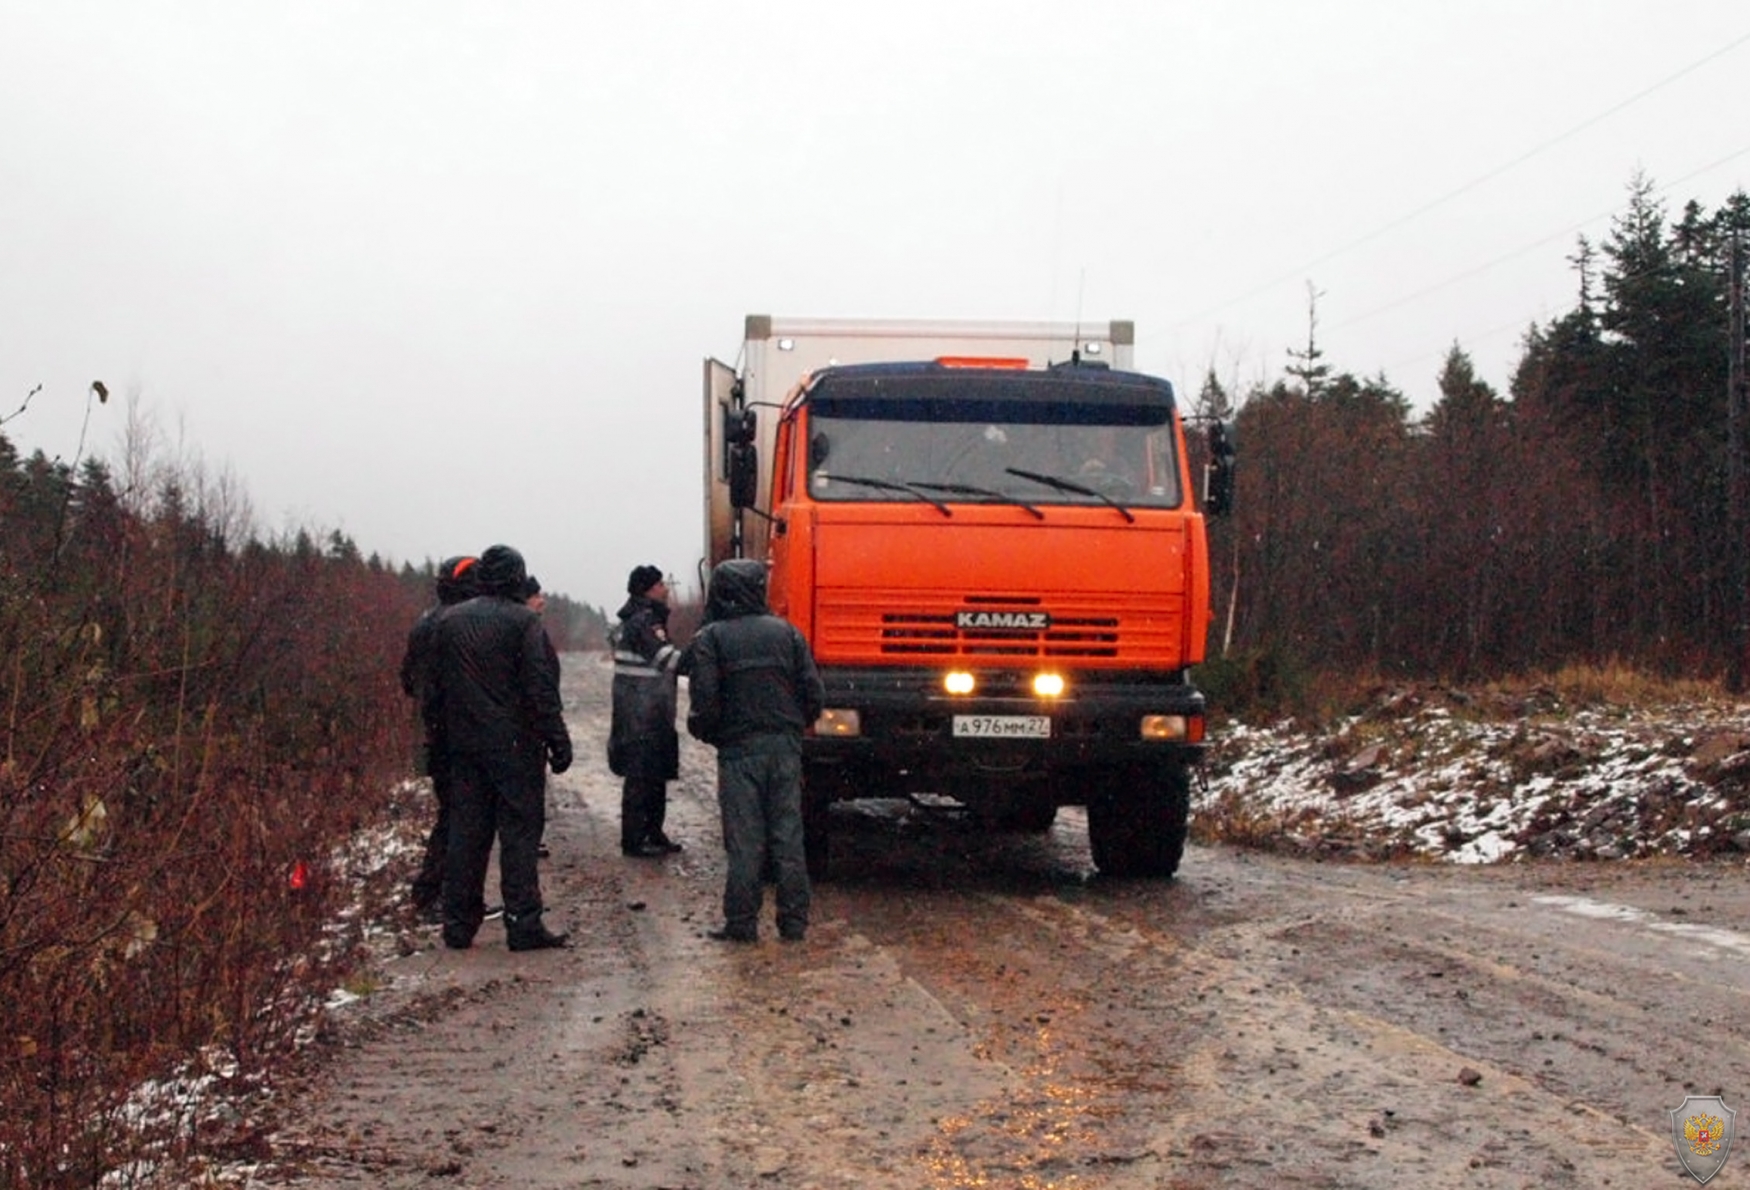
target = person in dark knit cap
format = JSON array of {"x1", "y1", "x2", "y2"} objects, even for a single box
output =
[
  {"x1": 433, "y1": 544, "x2": 572, "y2": 951},
  {"x1": 608, "y1": 564, "x2": 683, "y2": 857}
]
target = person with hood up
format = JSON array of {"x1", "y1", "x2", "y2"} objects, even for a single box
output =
[
  {"x1": 433, "y1": 544, "x2": 572, "y2": 951},
  {"x1": 398, "y1": 554, "x2": 480, "y2": 919},
  {"x1": 685, "y1": 558, "x2": 824, "y2": 943},
  {"x1": 609, "y1": 564, "x2": 684, "y2": 857}
]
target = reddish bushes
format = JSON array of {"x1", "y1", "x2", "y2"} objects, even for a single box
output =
[{"x1": 0, "y1": 431, "x2": 422, "y2": 1186}]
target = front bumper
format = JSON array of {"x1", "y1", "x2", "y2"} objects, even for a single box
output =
[{"x1": 804, "y1": 665, "x2": 1207, "y2": 783}]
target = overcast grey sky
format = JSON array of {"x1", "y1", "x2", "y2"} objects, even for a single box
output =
[{"x1": 3, "y1": 2, "x2": 1746, "y2": 610}]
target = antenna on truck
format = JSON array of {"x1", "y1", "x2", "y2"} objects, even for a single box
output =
[{"x1": 1070, "y1": 267, "x2": 1087, "y2": 366}]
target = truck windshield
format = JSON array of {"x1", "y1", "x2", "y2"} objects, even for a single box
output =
[{"x1": 805, "y1": 399, "x2": 1182, "y2": 509}]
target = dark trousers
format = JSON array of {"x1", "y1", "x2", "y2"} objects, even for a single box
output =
[
  {"x1": 410, "y1": 741, "x2": 453, "y2": 909},
  {"x1": 620, "y1": 766, "x2": 669, "y2": 849},
  {"x1": 443, "y1": 746, "x2": 546, "y2": 943},
  {"x1": 717, "y1": 735, "x2": 809, "y2": 938}
]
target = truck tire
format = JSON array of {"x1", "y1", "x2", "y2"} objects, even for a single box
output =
[
  {"x1": 801, "y1": 773, "x2": 833, "y2": 882},
  {"x1": 1086, "y1": 762, "x2": 1191, "y2": 878}
]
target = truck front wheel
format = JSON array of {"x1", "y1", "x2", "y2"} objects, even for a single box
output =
[
  {"x1": 801, "y1": 765, "x2": 834, "y2": 882},
  {"x1": 1086, "y1": 762, "x2": 1191, "y2": 878}
]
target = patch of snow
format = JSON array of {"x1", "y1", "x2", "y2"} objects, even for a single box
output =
[
  {"x1": 1533, "y1": 894, "x2": 1750, "y2": 958},
  {"x1": 1202, "y1": 694, "x2": 1750, "y2": 864}
]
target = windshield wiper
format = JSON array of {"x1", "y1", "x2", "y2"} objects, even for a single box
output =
[
  {"x1": 1004, "y1": 467, "x2": 1136, "y2": 523},
  {"x1": 819, "y1": 474, "x2": 953, "y2": 516},
  {"x1": 910, "y1": 482, "x2": 1045, "y2": 520}
]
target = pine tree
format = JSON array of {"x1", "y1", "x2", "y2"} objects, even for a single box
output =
[{"x1": 1284, "y1": 281, "x2": 1331, "y2": 398}]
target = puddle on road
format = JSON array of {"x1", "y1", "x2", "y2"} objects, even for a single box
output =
[{"x1": 1532, "y1": 893, "x2": 1750, "y2": 958}]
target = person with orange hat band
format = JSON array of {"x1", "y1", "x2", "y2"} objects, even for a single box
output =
[{"x1": 398, "y1": 554, "x2": 481, "y2": 920}]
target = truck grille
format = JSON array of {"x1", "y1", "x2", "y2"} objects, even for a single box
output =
[{"x1": 815, "y1": 592, "x2": 1182, "y2": 662}]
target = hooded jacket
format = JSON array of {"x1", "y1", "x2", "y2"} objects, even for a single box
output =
[
  {"x1": 685, "y1": 559, "x2": 824, "y2": 750},
  {"x1": 434, "y1": 546, "x2": 571, "y2": 769},
  {"x1": 608, "y1": 591, "x2": 681, "y2": 778}
]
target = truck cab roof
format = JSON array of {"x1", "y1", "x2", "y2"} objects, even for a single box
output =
[{"x1": 800, "y1": 359, "x2": 1178, "y2": 418}]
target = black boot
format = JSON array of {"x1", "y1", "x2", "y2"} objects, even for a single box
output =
[
  {"x1": 706, "y1": 924, "x2": 757, "y2": 943},
  {"x1": 505, "y1": 911, "x2": 569, "y2": 952}
]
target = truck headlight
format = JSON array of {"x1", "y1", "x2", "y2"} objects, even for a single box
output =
[
  {"x1": 815, "y1": 709, "x2": 861, "y2": 737},
  {"x1": 943, "y1": 671, "x2": 976, "y2": 695}
]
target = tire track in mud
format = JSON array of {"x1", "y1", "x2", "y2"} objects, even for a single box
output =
[
  {"x1": 251, "y1": 656, "x2": 713, "y2": 1188},
  {"x1": 1157, "y1": 869, "x2": 1731, "y2": 1182},
  {"x1": 247, "y1": 657, "x2": 1750, "y2": 1189},
  {"x1": 823, "y1": 851, "x2": 1704, "y2": 1188},
  {"x1": 656, "y1": 762, "x2": 1733, "y2": 1186}
]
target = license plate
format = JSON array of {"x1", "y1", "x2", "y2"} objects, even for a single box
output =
[{"x1": 952, "y1": 715, "x2": 1051, "y2": 739}]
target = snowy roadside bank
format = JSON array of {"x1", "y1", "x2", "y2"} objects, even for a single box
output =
[{"x1": 1199, "y1": 684, "x2": 1750, "y2": 865}]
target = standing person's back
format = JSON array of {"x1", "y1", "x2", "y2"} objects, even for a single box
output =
[
  {"x1": 435, "y1": 544, "x2": 572, "y2": 951},
  {"x1": 686, "y1": 559, "x2": 824, "y2": 943},
  {"x1": 399, "y1": 554, "x2": 479, "y2": 918}
]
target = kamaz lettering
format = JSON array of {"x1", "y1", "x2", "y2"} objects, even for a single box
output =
[{"x1": 955, "y1": 611, "x2": 1050, "y2": 631}]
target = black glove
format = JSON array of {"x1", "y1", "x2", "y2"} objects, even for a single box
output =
[{"x1": 547, "y1": 739, "x2": 572, "y2": 774}]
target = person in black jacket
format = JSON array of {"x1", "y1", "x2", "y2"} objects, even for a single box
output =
[
  {"x1": 398, "y1": 554, "x2": 480, "y2": 919},
  {"x1": 609, "y1": 564, "x2": 683, "y2": 857},
  {"x1": 434, "y1": 544, "x2": 572, "y2": 951},
  {"x1": 686, "y1": 559, "x2": 824, "y2": 943}
]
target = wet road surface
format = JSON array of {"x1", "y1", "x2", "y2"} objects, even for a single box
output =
[{"x1": 251, "y1": 655, "x2": 1750, "y2": 1188}]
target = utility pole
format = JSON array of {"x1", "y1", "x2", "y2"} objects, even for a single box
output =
[{"x1": 1730, "y1": 231, "x2": 1747, "y2": 691}]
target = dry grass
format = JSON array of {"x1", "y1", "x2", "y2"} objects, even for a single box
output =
[
  {"x1": 1485, "y1": 660, "x2": 1724, "y2": 708},
  {"x1": 1206, "y1": 655, "x2": 1733, "y2": 734}
]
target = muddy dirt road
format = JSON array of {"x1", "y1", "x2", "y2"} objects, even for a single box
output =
[{"x1": 247, "y1": 656, "x2": 1750, "y2": 1188}]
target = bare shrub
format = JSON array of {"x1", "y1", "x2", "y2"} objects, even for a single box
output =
[{"x1": 0, "y1": 424, "x2": 421, "y2": 1186}]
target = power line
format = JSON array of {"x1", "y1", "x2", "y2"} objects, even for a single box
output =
[
  {"x1": 1168, "y1": 29, "x2": 1750, "y2": 332},
  {"x1": 1332, "y1": 143, "x2": 1750, "y2": 335},
  {"x1": 1373, "y1": 150, "x2": 1750, "y2": 384}
]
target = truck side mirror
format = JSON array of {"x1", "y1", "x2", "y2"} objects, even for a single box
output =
[
  {"x1": 728, "y1": 443, "x2": 759, "y2": 509},
  {"x1": 1202, "y1": 421, "x2": 1236, "y2": 516},
  {"x1": 725, "y1": 407, "x2": 757, "y2": 446}
]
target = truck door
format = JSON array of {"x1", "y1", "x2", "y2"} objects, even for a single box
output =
[{"x1": 703, "y1": 357, "x2": 739, "y2": 568}]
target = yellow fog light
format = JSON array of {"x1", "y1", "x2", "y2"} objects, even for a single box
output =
[
  {"x1": 1031, "y1": 672, "x2": 1066, "y2": 698},
  {"x1": 815, "y1": 708, "x2": 861, "y2": 737},
  {"x1": 943, "y1": 671, "x2": 976, "y2": 695},
  {"x1": 1140, "y1": 714, "x2": 1189, "y2": 741}
]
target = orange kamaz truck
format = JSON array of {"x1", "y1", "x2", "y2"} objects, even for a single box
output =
[{"x1": 703, "y1": 315, "x2": 1232, "y2": 878}]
